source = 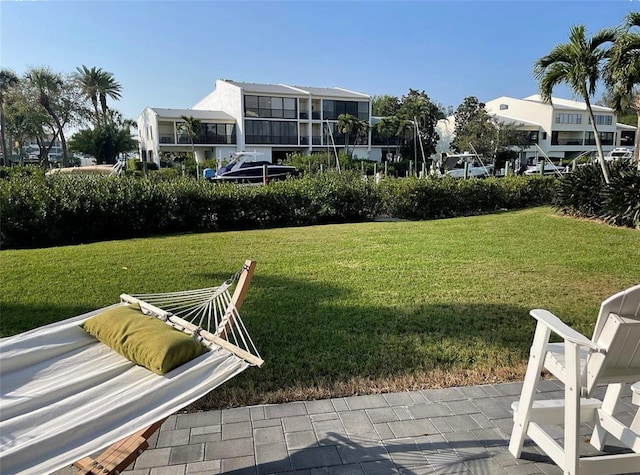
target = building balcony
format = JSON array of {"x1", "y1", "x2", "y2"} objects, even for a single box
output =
[
  {"x1": 159, "y1": 135, "x2": 236, "y2": 145},
  {"x1": 551, "y1": 138, "x2": 584, "y2": 146}
]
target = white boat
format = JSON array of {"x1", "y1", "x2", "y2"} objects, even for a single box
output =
[
  {"x1": 204, "y1": 152, "x2": 297, "y2": 183},
  {"x1": 523, "y1": 162, "x2": 568, "y2": 176},
  {"x1": 604, "y1": 148, "x2": 633, "y2": 162},
  {"x1": 445, "y1": 165, "x2": 494, "y2": 179}
]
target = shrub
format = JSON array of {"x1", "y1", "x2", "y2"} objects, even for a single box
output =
[
  {"x1": 554, "y1": 162, "x2": 640, "y2": 229},
  {"x1": 1, "y1": 171, "x2": 558, "y2": 249},
  {"x1": 377, "y1": 175, "x2": 556, "y2": 220}
]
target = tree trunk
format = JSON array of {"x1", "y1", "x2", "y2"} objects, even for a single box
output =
[
  {"x1": 191, "y1": 141, "x2": 198, "y2": 180},
  {"x1": 58, "y1": 128, "x2": 69, "y2": 168},
  {"x1": 0, "y1": 102, "x2": 8, "y2": 166},
  {"x1": 40, "y1": 96, "x2": 69, "y2": 168},
  {"x1": 634, "y1": 94, "x2": 640, "y2": 171},
  {"x1": 585, "y1": 96, "x2": 610, "y2": 184},
  {"x1": 92, "y1": 95, "x2": 100, "y2": 125}
]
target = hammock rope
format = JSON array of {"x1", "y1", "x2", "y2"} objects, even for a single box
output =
[{"x1": 125, "y1": 264, "x2": 262, "y2": 366}]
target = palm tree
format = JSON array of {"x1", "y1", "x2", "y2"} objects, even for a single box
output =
[
  {"x1": 352, "y1": 118, "x2": 369, "y2": 156},
  {"x1": 606, "y1": 12, "x2": 640, "y2": 168},
  {"x1": 0, "y1": 69, "x2": 19, "y2": 166},
  {"x1": 375, "y1": 117, "x2": 397, "y2": 161},
  {"x1": 26, "y1": 67, "x2": 69, "y2": 167},
  {"x1": 97, "y1": 70, "x2": 122, "y2": 118},
  {"x1": 178, "y1": 115, "x2": 203, "y2": 179},
  {"x1": 75, "y1": 65, "x2": 101, "y2": 124},
  {"x1": 75, "y1": 66, "x2": 122, "y2": 125},
  {"x1": 534, "y1": 24, "x2": 617, "y2": 183},
  {"x1": 337, "y1": 113, "x2": 357, "y2": 154}
]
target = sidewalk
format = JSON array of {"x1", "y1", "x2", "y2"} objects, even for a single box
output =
[{"x1": 57, "y1": 380, "x2": 639, "y2": 475}]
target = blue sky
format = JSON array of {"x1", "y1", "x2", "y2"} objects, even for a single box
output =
[{"x1": 2, "y1": 1, "x2": 638, "y2": 121}]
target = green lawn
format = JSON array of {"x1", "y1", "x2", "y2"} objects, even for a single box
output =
[{"x1": 2, "y1": 206, "x2": 638, "y2": 409}]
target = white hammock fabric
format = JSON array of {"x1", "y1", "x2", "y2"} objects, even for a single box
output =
[{"x1": 0, "y1": 269, "x2": 261, "y2": 475}]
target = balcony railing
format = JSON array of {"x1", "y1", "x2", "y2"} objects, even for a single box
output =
[
  {"x1": 172, "y1": 135, "x2": 236, "y2": 145},
  {"x1": 245, "y1": 135, "x2": 299, "y2": 145},
  {"x1": 585, "y1": 138, "x2": 614, "y2": 146},
  {"x1": 551, "y1": 138, "x2": 584, "y2": 146}
]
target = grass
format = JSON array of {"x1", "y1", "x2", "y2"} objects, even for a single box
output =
[{"x1": 1, "y1": 206, "x2": 639, "y2": 410}]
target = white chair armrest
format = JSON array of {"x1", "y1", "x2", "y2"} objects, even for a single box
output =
[{"x1": 530, "y1": 309, "x2": 599, "y2": 350}]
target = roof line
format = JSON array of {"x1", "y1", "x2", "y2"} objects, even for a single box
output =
[
  {"x1": 279, "y1": 84, "x2": 310, "y2": 95},
  {"x1": 334, "y1": 87, "x2": 369, "y2": 98}
]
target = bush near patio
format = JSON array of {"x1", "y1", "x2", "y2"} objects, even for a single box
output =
[{"x1": 0, "y1": 169, "x2": 559, "y2": 249}]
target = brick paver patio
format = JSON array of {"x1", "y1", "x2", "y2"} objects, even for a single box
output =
[{"x1": 54, "y1": 380, "x2": 640, "y2": 475}]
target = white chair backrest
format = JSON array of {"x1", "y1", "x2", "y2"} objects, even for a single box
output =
[
  {"x1": 591, "y1": 284, "x2": 640, "y2": 344},
  {"x1": 587, "y1": 313, "x2": 640, "y2": 392}
]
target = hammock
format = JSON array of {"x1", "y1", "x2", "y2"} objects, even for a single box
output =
[{"x1": 0, "y1": 260, "x2": 262, "y2": 475}]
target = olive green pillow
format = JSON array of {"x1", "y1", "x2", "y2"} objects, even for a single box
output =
[{"x1": 81, "y1": 303, "x2": 208, "y2": 375}]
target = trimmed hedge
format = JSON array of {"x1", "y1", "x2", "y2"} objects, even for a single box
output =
[
  {"x1": 377, "y1": 175, "x2": 556, "y2": 220},
  {"x1": 1, "y1": 171, "x2": 557, "y2": 249}
]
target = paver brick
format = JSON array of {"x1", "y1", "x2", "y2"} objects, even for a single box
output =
[
  {"x1": 254, "y1": 425, "x2": 285, "y2": 444},
  {"x1": 304, "y1": 399, "x2": 336, "y2": 414},
  {"x1": 283, "y1": 414, "x2": 313, "y2": 432},
  {"x1": 222, "y1": 406, "x2": 251, "y2": 423},
  {"x1": 169, "y1": 444, "x2": 204, "y2": 465},
  {"x1": 286, "y1": 429, "x2": 319, "y2": 450},
  {"x1": 289, "y1": 445, "x2": 342, "y2": 470},
  {"x1": 222, "y1": 421, "x2": 252, "y2": 440},
  {"x1": 265, "y1": 401, "x2": 308, "y2": 419},
  {"x1": 157, "y1": 429, "x2": 190, "y2": 448},
  {"x1": 343, "y1": 394, "x2": 389, "y2": 410}
]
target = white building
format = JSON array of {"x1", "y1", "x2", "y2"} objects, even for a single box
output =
[
  {"x1": 137, "y1": 80, "x2": 382, "y2": 167},
  {"x1": 436, "y1": 95, "x2": 635, "y2": 165}
]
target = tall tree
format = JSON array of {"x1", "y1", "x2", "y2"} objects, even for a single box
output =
[
  {"x1": 75, "y1": 65, "x2": 122, "y2": 125},
  {"x1": 75, "y1": 65, "x2": 101, "y2": 124},
  {"x1": 69, "y1": 111, "x2": 137, "y2": 164},
  {"x1": 375, "y1": 117, "x2": 399, "y2": 160},
  {"x1": 178, "y1": 115, "x2": 203, "y2": 178},
  {"x1": 337, "y1": 113, "x2": 359, "y2": 154},
  {"x1": 372, "y1": 94, "x2": 400, "y2": 117},
  {"x1": 534, "y1": 24, "x2": 617, "y2": 183},
  {"x1": 97, "y1": 70, "x2": 122, "y2": 117},
  {"x1": 25, "y1": 67, "x2": 73, "y2": 167},
  {"x1": 4, "y1": 77, "x2": 57, "y2": 166},
  {"x1": 0, "y1": 69, "x2": 19, "y2": 166},
  {"x1": 451, "y1": 96, "x2": 496, "y2": 157},
  {"x1": 605, "y1": 11, "x2": 640, "y2": 167},
  {"x1": 396, "y1": 89, "x2": 445, "y2": 167}
]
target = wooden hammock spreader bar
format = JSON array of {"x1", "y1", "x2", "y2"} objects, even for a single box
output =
[
  {"x1": 72, "y1": 260, "x2": 259, "y2": 475},
  {"x1": 73, "y1": 418, "x2": 167, "y2": 475}
]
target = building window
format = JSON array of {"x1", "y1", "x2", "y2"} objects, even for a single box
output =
[
  {"x1": 528, "y1": 131, "x2": 539, "y2": 145},
  {"x1": 499, "y1": 104, "x2": 508, "y2": 110},
  {"x1": 621, "y1": 130, "x2": 635, "y2": 146},
  {"x1": 244, "y1": 95, "x2": 298, "y2": 119},
  {"x1": 588, "y1": 115, "x2": 613, "y2": 126},
  {"x1": 323, "y1": 100, "x2": 369, "y2": 121},
  {"x1": 542, "y1": 132, "x2": 547, "y2": 140},
  {"x1": 555, "y1": 113, "x2": 582, "y2": 124},
  {"x1": 585, "y1": 131, "x2": 614, "y2": 146},
  {"x1": 245, "y1": 120, "x2": 298, "y2": 144}
]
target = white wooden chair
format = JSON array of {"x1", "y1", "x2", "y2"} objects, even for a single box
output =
[{"x1": 509, "y1": 284, "x2": 640, "y2": 475}]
